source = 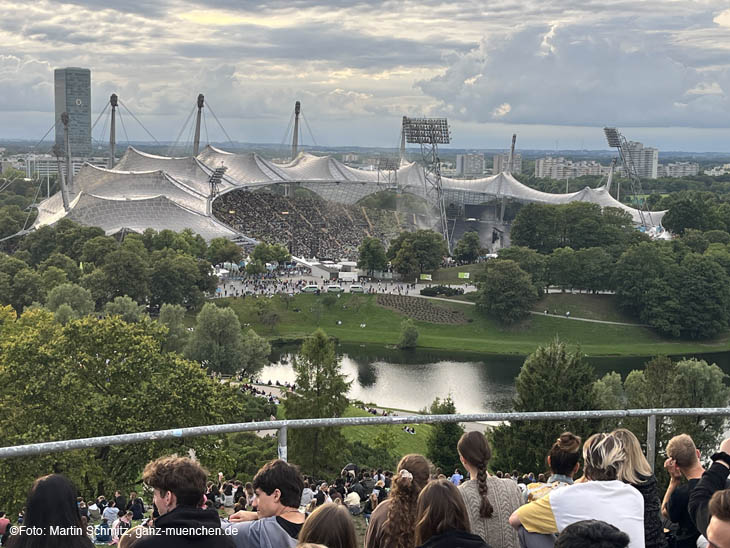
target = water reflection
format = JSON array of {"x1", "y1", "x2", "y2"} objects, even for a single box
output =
[{"x1": 261, "y1": 345, "x2": 730, "y2": 414}]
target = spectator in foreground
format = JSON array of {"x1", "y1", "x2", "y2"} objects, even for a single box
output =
[
  {"x1": 297, "y1": 503, "x2": 357, "y2": 548},
  {"x1": 689, "y1": 437, "x2": 730, "y2": 539},
  {"x1": 520, "y1": 432, "x2": 582, "y2": 548},
  {"x1": 414, "y1": 479, "x2": 490, "y2": 548},
  {"x1": 135, "y1": 455, "x2": 234, "y2": 548},
  {"x1": 457, "y1": 431, "x2": 521, "y2": 548},
  {"x1": 5, "y1": 474, "x2": 93, "y2": 548},
  {"x1": 365, "y1": 454, "x2": 431, "y2": 548},
  {"x1": 509, "y1": 432, "x2": 645, "y2": 548},
  {"x1": 524, "y1": 432, "x2": 582, "y2": 503},
  {"x1": 227, "y1": 459, "x2": 305, "y2": 548},
  {"x1": 612, "y1": 428, "x2": 667, "y2": 548},
  {"x1": 661, "y1": 434, "x2": 705, "y2": 548},
  {"x1": 554, "y1": 519, "x2": 630, "y2": 548}
]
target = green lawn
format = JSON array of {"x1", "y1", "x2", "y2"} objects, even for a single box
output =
[
  {"x1": 340, "y1": 406, "x2": 429, "y2": 456},
  {"x1": 216, "y1": 293, "x2": 730, "y2": 357},
  {"x1": 429, "y1": 263, "x2": 484, "y2": 284},
  {"x1": 532, "y1": 293, "x2": 637, "y2": 323}
]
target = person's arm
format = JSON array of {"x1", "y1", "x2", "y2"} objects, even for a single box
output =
[
  {"x1": 228, "y1": 510, "x2": 258, "y2": 522},
  {"x1": 689, "y1": 439, "x2": 730, "y2": 536},
  {"x1": 662, "y1": 457, "x2": 683, "y2": 519},
  {"x1": 509, "y1": 494, "x2": 558, "y2": 534}
]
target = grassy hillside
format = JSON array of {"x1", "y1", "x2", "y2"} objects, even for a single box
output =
[
  {"x1": 532, "y1": 293, "x2": 637, "y2": 323},
  {"x1": 215, "y1": 293, "x2": 730, "y2": 357}
]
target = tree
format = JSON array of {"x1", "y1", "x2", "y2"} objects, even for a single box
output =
[
  {"x1": 548, "y1": 247, "x2": 578, "y2": 291},
  {"x1": 10, "y1": 268, "x2": 43, "y2": 313},
  {"x1": 497, "y1": 246, "x2": 547, "y2": 293},
  {"x1": 81, "y1": 235, "x2": 118, "y2": 268},
  {"x1": 475, "y1": 260, "x2": 537, "y2": 324},
  {"x1": 245, "y1": 260, "x2": 266, "y2": 276},
  {"x1": 283, "y1": 329, "x2": 351, "y2": 475},
  {"x1": 46, "y1": 283, "x2": 95, "y2": 319},
  {"x1": 251, "y1": 242, "x2": 290, "y2": 265},
  {"x1": 39, "y1": 252, "x2": 81, "y2": 282},
  {"x1": 574, "y1": 247, "x2": 613, "y2": 293},
  {"x1": 490, "y1": 339, "x2": 597, "y2": 472},
  {"x1": 662, "y1": 198, "x2": 708, "y2": 235},
  {"x1": 158, "y1": 303, "x2": 189, "y2": 353},
  {"x1": 453, "y1": 231, "x2": 482, "y2": 263},
  {"x1": 510, "y1": 203, "x2": 562, "y2": 254},
  {"x1": 387, "y1": 230, "x2": 446, "y2": 278},
  {"x1": 398, "y1": 318, "x2": 419, "y2": 349},
  {"x1": 594, "y1": 356, "x2": 730, "y2": 475},
  {"x1": 425, "y1": 396, "x2": 464, "y2": 474},
  {"x1": 240, "y1": 329, "x2": 271, "y2": 376},
  {"x1": 185, "y1": 303, "x2": 247, "y2": 374},
  {"x1": 103, "y1": 296, "x2": 147, "y2": 323},
  {"x1": 208, "y1": 238, "x2": 242, "y2": 265},
  {"x1": 148, "y1": 249, "x2": 207, "y2": 308},
  {"x1": 0, "y1": 310, "x2": 268, "y2": 512},
  {"x1": 41, "y1": 266, "x2": 69, "y2": 295},
  {"x1": 677, "y1": 253, "x2": 730, "y2": 339},
  {"x1": 357, "y1": 237, "x2": 387, "y2": 276},
  {"x1": 103, "y1": 247, "x2": 149, "y2": 304}
]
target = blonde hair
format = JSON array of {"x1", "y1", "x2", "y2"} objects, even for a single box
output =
[
  {"x1": 118, "y1": 526, "x2": 155, "y2": 548},
  {"x1": 611, "y1": 428, "x2": 652, "y2": 484},
  {"x1": 583, "y1": 433, "x2": 626, "y2": 481},
  {"x1": 667, "y1": 434, "x2": 698, "y2": 468}
]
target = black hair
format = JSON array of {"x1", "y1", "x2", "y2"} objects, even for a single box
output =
[
  {"x1": 252, "y1": 459, "x2": 303, "y2": 508},
  {"x1": 555, "y1": 520, "x2": 630, "y2": 548}
]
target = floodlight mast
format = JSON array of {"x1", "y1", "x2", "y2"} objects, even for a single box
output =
[
  {"x1": 402, "y1": 116, "x2": 451, "y2": 253},
  {"x1": 603, "y1": 127, "x2": 652, "y2": 227}
]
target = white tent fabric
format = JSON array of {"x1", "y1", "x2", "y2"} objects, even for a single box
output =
[{"x1": 32, "y1": 145, "x2": 665, "y2": 241}]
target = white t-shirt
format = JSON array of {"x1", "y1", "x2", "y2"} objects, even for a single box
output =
[{"x1": 516, "y1": 480, "x2": 645, "y2": 548}]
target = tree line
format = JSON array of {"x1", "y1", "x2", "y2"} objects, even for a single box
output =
[{"x1": 475, "y1": 201, "x2": 730, "y2": 339}]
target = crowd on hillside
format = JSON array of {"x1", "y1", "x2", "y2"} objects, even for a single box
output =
[
  {"x1": 213, "y1": 191, "x2": 417, "y2": 261},
  {"x1": 3, "y1": 427, "x2": 730, "y2": 548}
]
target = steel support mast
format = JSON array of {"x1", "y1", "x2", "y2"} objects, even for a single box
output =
[
  {"x1": 604, "y1": 127, "x2": 653, "y2": 227},
  {"x1": 193, "y1": 94, "x2": 204, "y2": 157},
  {"x1": 402, "y1": 117, "x2": 451, "y2": 252},
  {"x1": 109, "y1": 94, "x2": 118, "y2": 168}
]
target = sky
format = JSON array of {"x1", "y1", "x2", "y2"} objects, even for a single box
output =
[{"x1": 2, "y1": 0, "x2": 730, "y2": 152}]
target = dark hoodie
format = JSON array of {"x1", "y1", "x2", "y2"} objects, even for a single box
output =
[
  {"x1": 135, "y1": 506, "x2": 235, "y2": 548},
  {"x1": 417, "y1": 529, "x2": 492, "y2": 548}
]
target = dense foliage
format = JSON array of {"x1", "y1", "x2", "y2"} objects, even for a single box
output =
[
  {"x1": 0, "y1": 308, "x2": 275, "y2": 513},
  {"x1": 490, "y1": 339, "x2": 598, "y2": 473},
  {"x1": 425, "y1": 396, "x2": 465, "y2": 474}
]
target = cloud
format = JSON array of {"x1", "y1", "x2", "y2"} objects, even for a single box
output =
[{"x1": 417, "y1": 20, "x2": 730, "y2": 128}]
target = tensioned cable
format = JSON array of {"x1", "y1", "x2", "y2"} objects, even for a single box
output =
[
  {"x1": 280, "y1": 112, "x2": 294, "y2": 154},
  {"x1": 117, "y1": 108, "x2": 131, "y2": 146},
  {"x1": 119, "y1": 100, "x2": 161, "y2": 146},
  {"x1": 90, "y1": 102, "x2": 109, "y2": 134},
  {"x1": 184, "y1": 108, "x2": 197, "y2": 156},
  {"x1": 169, "y1": 104, "x2": 196, "y2": 156},
  {"x1": 203, "y1": 109, "x2": 210, "y2": 147},
  {"x1": 300, "y1": 110, "x2": 318, "y2": 147},
  {"x1": 205, "y1": 102, "x2": 235, "y2": 148}
]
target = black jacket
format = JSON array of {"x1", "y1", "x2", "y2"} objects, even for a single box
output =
[
  {"x1": 631, "y1": 474, "x2": 668, "y2": 548},
  {"x1": 418, "y1": 529, "x2": 492, "y2": 548},
  {"x1": 689, "y1": 461, "x2": 730, "y2": 536},
  {"x1": 135, "y1": 506, "x2": 235, "y2": 548}
]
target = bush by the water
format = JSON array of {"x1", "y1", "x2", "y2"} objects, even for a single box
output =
[{"x1": 419, "y1": 285, "x2": 464, "y2": 297}]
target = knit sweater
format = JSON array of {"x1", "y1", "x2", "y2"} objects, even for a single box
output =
[
  {"x1": 631, "y1": 474, "x2": 668, "y2": 548},
  {"x1": 458, "y1": 478, "x2": 522, "y2": 548}
]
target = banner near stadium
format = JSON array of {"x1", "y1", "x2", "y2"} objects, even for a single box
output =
[
  {"x1": 420, "y1": 274, "x2": 432, "y2": 281},
  {"x1": 458, "y1": 272, "x2": 470, "y2": 279}
]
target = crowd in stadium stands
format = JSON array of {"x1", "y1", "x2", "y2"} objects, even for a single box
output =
[
  {"x1": 5, "y1": 428, "x2": 730, "y2": 548},
  {"x1": 213, "y1": 190, "x2": 421, "y2": 260}
]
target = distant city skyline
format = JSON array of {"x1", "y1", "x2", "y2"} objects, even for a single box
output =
[{"x1": 2, "y1": 1, "x2": 730, "y2": 151}]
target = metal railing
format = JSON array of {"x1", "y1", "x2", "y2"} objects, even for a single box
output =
[{"x1": 1, "y1": 408, "x2": 729, "y2": 471}]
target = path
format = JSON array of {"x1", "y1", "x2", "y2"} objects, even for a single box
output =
[{"x1": 247, "y1": 383, "x2": 491, "y2": 433}]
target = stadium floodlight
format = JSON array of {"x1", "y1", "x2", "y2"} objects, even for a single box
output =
[
  {"x1": 402, "y1": 117, "x2": 450, "y2": 145},
  {"x1": 604, "y1": 127, "x2": 622, "y2": 148},
  {"x1": 377, "y1": 158, "x2": 400, "y2": 171}
]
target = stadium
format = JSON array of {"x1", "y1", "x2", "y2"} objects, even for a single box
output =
[{"x1": 32, "y1": 142, "x2": 666, "y2": 260}]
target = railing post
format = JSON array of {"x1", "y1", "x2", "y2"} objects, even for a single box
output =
[
  {"x1": 278, "y1": 426, "x2": 288, "y2": 462},
  {"x1": 646, "y1": 414, "x2": 656, "y2": 473}
]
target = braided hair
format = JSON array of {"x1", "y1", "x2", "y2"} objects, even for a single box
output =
[
  {"x1": 382, "y1": 454, "x2": 431, "y2": 548},
  {"x1": 457, "y1": 431, "x2": 493, "y2": 518}
]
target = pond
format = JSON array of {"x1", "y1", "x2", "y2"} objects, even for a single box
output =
[{"x1": 259, "y1": 345, "x2": 730, "y2": 414}]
